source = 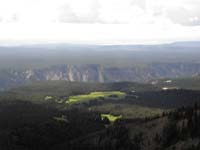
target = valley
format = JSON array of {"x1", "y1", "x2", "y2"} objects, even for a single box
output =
[
  {"x1": 0, "y1": 78, "x2": 200, "y2": 150},
  {"x1": 1, "y1": 42, "x2": 200, "y2": 91},
  {"x1": 1, "y1": 63, "x2": 200, "y2": 91},
  {"x1": 0, "y1": 0, "x2": 199, "y2": 147},
  {"x1": 0, "y1": 42, "x2": 200, "y2": 150}
]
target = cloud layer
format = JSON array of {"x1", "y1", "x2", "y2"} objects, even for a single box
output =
[
  {"x1": 0, "y1": 0, "x2": 200, "y2": 44},
  {"x1": 0, "y1": 0, "x2": 200, "y2": 25}
]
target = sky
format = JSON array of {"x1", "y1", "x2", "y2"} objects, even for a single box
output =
[{"x1": 0, "y1": 0, "x2": 200, "y2": 45}]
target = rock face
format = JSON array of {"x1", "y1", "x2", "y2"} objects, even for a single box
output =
[{"x1": 1, "y1": 63, "x2": 200, "y2": 91}]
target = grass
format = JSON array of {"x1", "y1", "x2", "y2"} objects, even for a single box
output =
[
  {"x1": 66, "y1": 91, "x2": 126, "y2": 104},
  {"x1": 0, "y1": 81, "x2": 157, "y2": 103},
  {"x1": 91, "y1": 103, "x2": 164, "y2": 119},
  {"x1": 101, "y1": 114, "x2": 122, "y2": 122},
  {"x1": 44, "y1": 96, "x2": 53, "y2": 100}
]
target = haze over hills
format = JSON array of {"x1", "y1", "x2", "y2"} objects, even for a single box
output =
[{"x1": 1, "y1": 41, "x2": 200, "y2": 90}]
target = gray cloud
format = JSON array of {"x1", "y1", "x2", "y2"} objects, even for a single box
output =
[
  {"x1": 57, "y1": 0, "x2": 145, "y2": 24},
  {"x1": 165, "y1": 5, "x2": 200, "y2": 26},
  {"x1": 1, "y1": 0, "x2": 199, "y2": 26},
  {"x1": 130, "y1": 0, "x2": 146, "y2": 10},
  {"x1": 58, "y1": 1, "x2": 103, "y2": 23},
  {"x1": 58, "y1": 4, "x2": 79, "y2": 23},
  {"x1": 152, "y1": 0, "x2": 200, "y2": 26}
]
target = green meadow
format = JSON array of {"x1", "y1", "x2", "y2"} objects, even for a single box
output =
[
  {"x1": 66, "y1": 91, "x2": 126, "y2": 104},
  {"x1": 101, "y1": 114, "x2": 122, "y2": 122},
  {"x1": 92, "y1": 103, "x2": 164, "y2": 119}
]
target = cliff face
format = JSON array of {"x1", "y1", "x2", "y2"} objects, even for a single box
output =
[
  {"x1": 25, "y1": 64, "x2": 105, "y2": 83},
  {"x1": 1, "y1": 63, "x2": 200, "y2": 91}
]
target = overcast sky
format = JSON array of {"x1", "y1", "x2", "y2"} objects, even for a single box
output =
[{"x1": 0, "y1": 0, "x2": 200, "y2": 45}]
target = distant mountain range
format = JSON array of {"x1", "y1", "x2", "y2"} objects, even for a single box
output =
[{"x1": 0, "y1": 41, "x2": 200, "y2": 90}]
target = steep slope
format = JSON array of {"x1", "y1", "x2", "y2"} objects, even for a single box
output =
[
  {"x1": 1, "y1": 41, "x2": 200, "y2": 90},
  {"x1": 1, "y1": 63, "x2": 200, "y2": 90}
]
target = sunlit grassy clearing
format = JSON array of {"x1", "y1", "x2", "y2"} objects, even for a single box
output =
[
  {"x1": 44, "y1": 96, "x2": 53, "y2": 100},
  {"x1": 66, "y1": 91, "x2": 125, "y2": 104},
  {"x1": 91, "y1": 103, "x2": 164, "y2": 119},
  {"x1": 101, "y1": 114, "x2": 122, "y2": 122}
]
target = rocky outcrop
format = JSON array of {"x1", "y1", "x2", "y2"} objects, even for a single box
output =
[{"x1": 1, "y1": 63, "x2": 200, "y2": 91}]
